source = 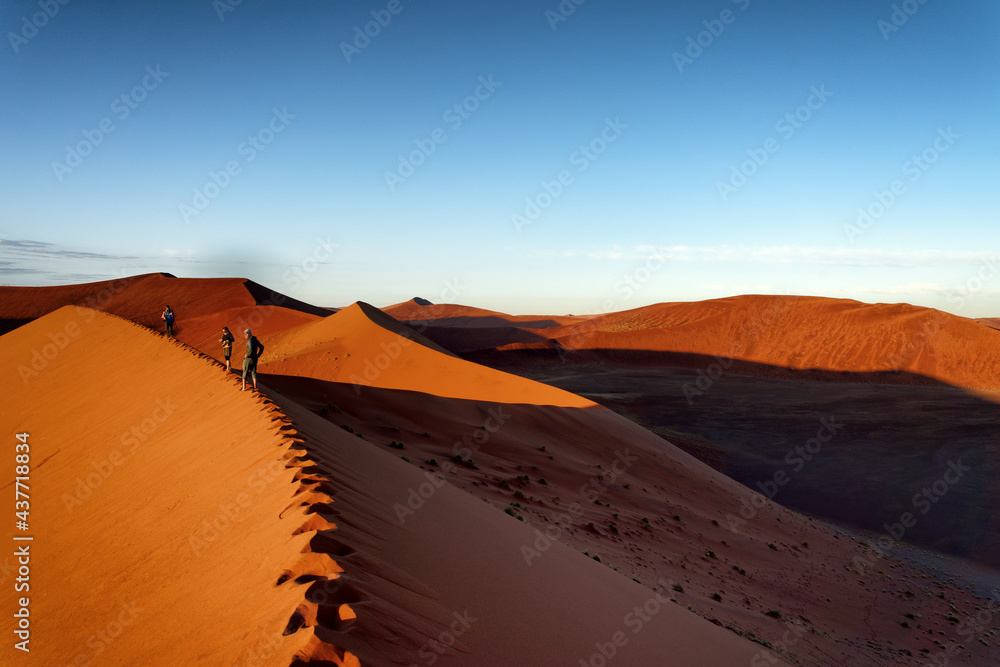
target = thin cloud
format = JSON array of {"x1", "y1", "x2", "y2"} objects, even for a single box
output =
[{"x1": 557, "y1": 245, "x2": 1000, "y2": 267}]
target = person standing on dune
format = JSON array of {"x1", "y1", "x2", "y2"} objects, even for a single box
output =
[
  {"x1": 242, "y1": 328, "x2": 264, "y2": 391},
  {"x1": 162, "y1": 305, "x2": 175, "y2": 337},
  {"x1": 220, "y1": 326, "x2": 235, "y2": 370}
]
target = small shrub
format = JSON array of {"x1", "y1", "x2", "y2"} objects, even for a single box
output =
[
  {"x1": 765, "y1": 610, "x2": 782, "y2": 620},
  {"x1": 672, "y1": 584, "x2": 684, "y2": 593}
]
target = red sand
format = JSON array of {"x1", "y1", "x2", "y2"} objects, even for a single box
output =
[
  {"x1": 262, "y1": 301, "x2": 594, "y2": 407},
  {"x1": 4, "y1": 280, "x2": 999, "y2": 666},
  {"x1": 1, "y1": 306, "x2": 783, "y2": 666},
  {"x1": 462, "y1": 295, "x2": 1000, "y2": 391}
]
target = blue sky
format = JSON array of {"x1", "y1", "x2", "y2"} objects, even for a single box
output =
[{"x1": 2, "y1": 0, "x2": 999, "y2": 316}]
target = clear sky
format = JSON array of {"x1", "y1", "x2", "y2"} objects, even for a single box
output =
[{"x1": 2, "y1": 0, "x2": 999, "y2": 317}]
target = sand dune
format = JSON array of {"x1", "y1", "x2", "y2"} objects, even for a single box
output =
[
  {"x1": 425, "y1": 295, "x2": 1000, "y2": 391},
  {"x1": 266, "y1": 375, "x2": 1000, "y2": 666},
  {"x1": 5, "y1": 280, "x2": 1000, "y2": 666},
  {"x1": 262, "y1": 301, "x2": 594, "y2": 407},
  {"x1": 2, "y1": 307, "x2": 321, "y2": 664},
  {"x1": 1, "y1": 305, "x2": 786, "y2": 665},
  {"x1": 0, "y1": 273, "x2": 327, "y2": 340}
]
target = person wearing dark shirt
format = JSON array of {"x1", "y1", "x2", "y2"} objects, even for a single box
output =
[
  {"x1": 162, "y1": 305, "x2": 175, "y2": 336},
  {"x1": 242, "y1": 328, "x2": 264, "y2": 391},
  {"x1": 220, "y1": 327, "x2": 235, "y2": 370}
]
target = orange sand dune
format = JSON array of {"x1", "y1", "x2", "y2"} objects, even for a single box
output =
[
  {"x1": 0, "y1": 307, "x2": 784, "y2": 666},
  {"x1": 1, "y1": 307, "x2": 322, "y2": 664},
  {"x1": 264, "y1": 301, "x2": 595, "y2": 407},
  {"x1": 0, "y1": 273, "x2": 328, "y2": 338},
  {"x1": 383, "y1": 296, "x2": 587, "y2": 328},
  {"x1": 381, "y1": 298, "x2": 589, "y2": 354},
  {"x1": 493, "y1": 295, "x2": 1000, "y2": 390}
]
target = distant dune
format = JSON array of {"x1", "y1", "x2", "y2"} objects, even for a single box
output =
[
  {"x1": 0, "y1": 273, "x2": 329, "y2": 338},
  {"x1": 396, "y1": 295, "x2": 1000, "y2": 391}
]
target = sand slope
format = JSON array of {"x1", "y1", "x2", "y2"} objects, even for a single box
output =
[
  {"x1": 1, "y1": 307, "x2": 322, "y2": 664},
  {"x1": 263, "y1": 301, "x2": 594, "y2": 407}
]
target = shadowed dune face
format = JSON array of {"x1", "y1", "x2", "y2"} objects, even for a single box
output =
[
  {"x1": 263, "y1": 374, "x2": 1000, "y2": 666},
  {"x1": 497, "y1": 360, "x2": 1000, "y2": 570}
]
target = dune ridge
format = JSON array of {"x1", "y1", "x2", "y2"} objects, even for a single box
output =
[
  {"x1": 396, "y1": 295, "x2": 1000, "y2": 390},
  {"x1": 261, "y1": 301, "x2": 595, "y2": 407},
  {"x1": 1, "y1": 306, "x2": 355, "y2": 665}
]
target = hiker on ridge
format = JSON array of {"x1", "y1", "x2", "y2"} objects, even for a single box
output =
[
  {"x1": 162, "y1": 305, "x2": 175, "y2": 336},
  {"x1": 220, "y1": 326, "x2": 235, "y2": 371},
  {"x1": 242, "y1": 328, "x2": 264, "y2": 392}
]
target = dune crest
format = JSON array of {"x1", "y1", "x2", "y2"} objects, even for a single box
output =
[
  {"x1": 1, "y1": 306, "x2": 354, "y2": 665},
  {"x1": 263, "y1": 301, "x2": 595, "y2": 407}
]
